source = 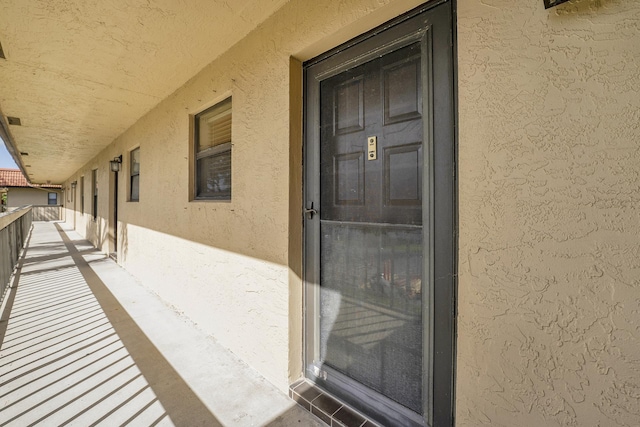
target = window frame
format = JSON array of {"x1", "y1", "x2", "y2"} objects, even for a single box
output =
[
  {"x1": 91, "y1": 169, "x2": 98, "y2": 220},
  {"x1": 80, "y1": 176, "x2": 85, "y2": 213},
  {"x1": 192, "y1": 97, "x2": 232, "y2": 202},
  {"x1": 129, "y1": 147, "x2": 140, "y2": 202},
  {"x1": 48, "y1": 192, "x2": 57, "y2": 205}
]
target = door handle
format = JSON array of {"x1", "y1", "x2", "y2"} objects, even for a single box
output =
[{"x1": 304, "y1": 202, "x2": 318, "y2": 219}]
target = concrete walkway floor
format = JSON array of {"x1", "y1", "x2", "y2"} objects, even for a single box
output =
[{"x1": 0, "y1": 222, "x2": 323, "y2": 427}]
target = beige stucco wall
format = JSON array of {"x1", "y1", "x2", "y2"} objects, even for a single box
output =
[
  {"x1": 457, "y1": 0, "x2": 640, "y2": 426},
  {"x1": 60, "y1": 0, "x2": 640, "y2": 425},
  {"x1": 7, "y1": 187, "x2": 60, "y2": 207},
  {"x1": 63, "y1": 170, "x2": 108, "y2": 248},
  {"x1": 61, "y1": 0, "x2": 428, "y2": 394}
]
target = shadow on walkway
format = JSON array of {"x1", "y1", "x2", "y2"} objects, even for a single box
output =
[{"x1": 0, "y1": 223, "x2": 221, "y2": 426}]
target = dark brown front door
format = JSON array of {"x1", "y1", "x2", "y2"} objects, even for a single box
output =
[
  {"x1": 318, "y1": 40, "x2": 425, "y2": 415},
  {"x1": 304, "y1": 2, "x2": 455, "y2": 426}
]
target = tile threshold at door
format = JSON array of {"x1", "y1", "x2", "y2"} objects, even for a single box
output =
[{"x1": 289, "y1": 380, "x2": 380, "y2": 427}]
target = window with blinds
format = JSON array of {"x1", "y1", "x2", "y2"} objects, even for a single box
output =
[{"x1": 195, "y1": 97, "x2": 232, "y2": 200}]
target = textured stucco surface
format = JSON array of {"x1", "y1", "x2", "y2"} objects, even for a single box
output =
[
  {"x1": 457, "y1": 0, "x2": 640, "y2": 426},
  {"x1": 0, "y1": 0, "x2": 289, "y2": 184},
  {"x1": 7, "y1": 188, "x2": 59, "y2": 207},
  {"x1": 56, "y1": 0, "x2": 640, "y2": 422},
  {"x1": 61, "y1": 0, "x2": 426, "y2": 393}
]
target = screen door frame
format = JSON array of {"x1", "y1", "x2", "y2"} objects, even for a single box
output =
[{"x1": 303, "y1": 1, "x2": 456, "y2": 426}]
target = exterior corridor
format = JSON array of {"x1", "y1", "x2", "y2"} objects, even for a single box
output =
[{"x1": 0, "y1": 222, "x2": 321, "y2": 427}]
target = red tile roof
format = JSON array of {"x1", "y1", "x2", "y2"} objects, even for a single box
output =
[{"x1": 0, "y1": 168, "x2": 62, "y2": 189}]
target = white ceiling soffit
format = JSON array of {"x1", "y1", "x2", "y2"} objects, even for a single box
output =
[{"x1": 0, "y1": 0, "x2": 288, "y2": 184}]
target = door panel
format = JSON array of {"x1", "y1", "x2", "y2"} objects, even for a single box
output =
[
  {"x1": 320, "y1": 43, "x2": 423, "y2": 226},
  {"x1": 318, "y1": 41, "x2": 425, "y2": 415},
  {"x1": 304, "y1": 2, "x2": 454, "y2": 426}
]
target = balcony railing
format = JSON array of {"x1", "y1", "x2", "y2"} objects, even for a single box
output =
[
  {"x1": 0, "y1": 206, "x2": 32, "y2": 304},
  {"x1": 31, "y1": 204, "x2": 62, "y2": 221},
  {"x1": 1, "y1": 204, "x2": 60, "y2": 221}
]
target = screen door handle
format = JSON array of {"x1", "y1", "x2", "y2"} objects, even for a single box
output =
[{"x1": 304, "y1": 203, "x2": 318, "y2": 219}]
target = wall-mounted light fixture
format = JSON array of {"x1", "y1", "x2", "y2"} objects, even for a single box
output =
[
  {"x1": 544, "y1": 0, "x2": 570, "y2": 9},
  {"x1": 71, "y1": 181, "x2": 77, "y2": 189},
  {"x1": 109, "y1": 155, "x2": 123, "y2": 172}
]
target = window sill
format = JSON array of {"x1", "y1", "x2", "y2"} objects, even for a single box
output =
[{"x1": 191, "y1": 198, "x2": 232, "y2": 203}]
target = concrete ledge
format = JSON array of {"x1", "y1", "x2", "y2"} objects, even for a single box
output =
[{"x1": 0, "y1": 205, "x2": 30, "y2": 230}]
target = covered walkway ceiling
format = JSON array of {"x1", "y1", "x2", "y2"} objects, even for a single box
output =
[{"x1": 0, "y1": 0, "x2": 288, "y2": 184}]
